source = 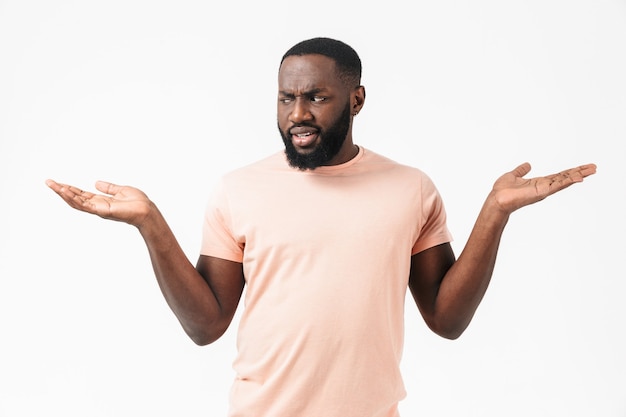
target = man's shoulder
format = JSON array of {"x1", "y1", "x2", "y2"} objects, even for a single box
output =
[
  {"x1": 361, "y1": 147, "x2": 428, "y2": 177},
  {"x1": 223, "y1": 150, "x2": 287, "y2": 176}
]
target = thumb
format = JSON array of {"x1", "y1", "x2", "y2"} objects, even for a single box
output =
[
  {"x1": 511, "y1": 162, "x2": 532, "y2": 178},
  {"x1": 94, "y1": 180, "x2": 122, "y2": 195}
]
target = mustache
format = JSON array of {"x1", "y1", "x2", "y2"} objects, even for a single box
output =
[{"x1": 288, "y1": 123, "x2": 320, "y2": 132}]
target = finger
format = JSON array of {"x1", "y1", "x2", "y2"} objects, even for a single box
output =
[
  {"x1": 46, "y1": 179, "x2": 80, "y2": 198},
  {"x1": 46, "y1": 179, "x2": 95, "y2": 211},
  {"x1": 547, "y1": 164, "x2": 597, "y2": 187},
  {"x1": 66, "y1": 184, "x2": 94, "y2": 198},
  {"x1": 45, "y1": 179, "x2": 63, "y2": 192},
  {"x1": 577, "y1": 163, "x2": 597, "y2": 178},
  {"x1": 95, "y1": 180, "x2": 122, "y2": 196},
  {"x1": 511, "y1": 162, "x2": 531, "y2": 178}
]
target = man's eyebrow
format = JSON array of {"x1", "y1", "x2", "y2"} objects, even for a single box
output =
[{"x1": 278, "y1": 88, "x2": 327, "y2": 97}]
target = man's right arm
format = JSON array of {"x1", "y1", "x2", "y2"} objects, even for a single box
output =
[
  {"x1": 46, "y1": 179, "x2": 244, "y2": 345},
  {"x1": 139, "y1": 210, "x2": 244, "y2": 345}
]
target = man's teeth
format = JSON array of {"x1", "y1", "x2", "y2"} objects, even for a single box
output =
[{"x1": 297, "y1": 133, "x2": 311, "y2": 137}]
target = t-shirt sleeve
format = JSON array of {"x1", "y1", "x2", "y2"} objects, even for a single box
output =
[
  {"x1": 411, "y1": 174, "x2": 453, "y2": 255},
  {"x1": 200, "y1": 178, "x2": 245, "y2": 263}
]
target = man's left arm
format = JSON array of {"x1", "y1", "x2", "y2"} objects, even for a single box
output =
[{"x1": 409, "y1": 162, "x2": 597, "y2": 339}]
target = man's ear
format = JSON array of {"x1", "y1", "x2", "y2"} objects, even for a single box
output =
[{"x1": 352, "y1": 85, "x2": 366, "y2": 116}]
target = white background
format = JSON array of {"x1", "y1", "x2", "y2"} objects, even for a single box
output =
[{"x1": 1, "y1": 1, "x2": 625, "y2": 416}]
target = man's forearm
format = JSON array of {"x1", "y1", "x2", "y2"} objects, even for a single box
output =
[
  {"x1": 137, "y1": 206, "x2": 223, "y2": 344},
  {"x1": 434, "y1": 196, "x2": 510, "y2": 338}
]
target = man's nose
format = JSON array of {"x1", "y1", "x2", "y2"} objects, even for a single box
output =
[{"x1": 290, "y1": 98, "x2": 313, "y2": 123}]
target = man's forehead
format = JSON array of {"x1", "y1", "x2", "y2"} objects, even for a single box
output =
[{"x1": 278, "y1": 54, "x2": 340, "y2": 91}]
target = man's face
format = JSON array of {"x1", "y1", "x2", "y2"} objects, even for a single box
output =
[{"x1": 277, "y1": 54, "x2": 354, "y2": 170}]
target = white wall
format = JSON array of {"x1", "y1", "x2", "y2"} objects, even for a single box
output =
[{"x1": 1, "y1": 1, "x2": 624, "y2": 416}]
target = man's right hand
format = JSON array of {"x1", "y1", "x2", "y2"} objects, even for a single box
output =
[{"x1": 45, "y1": 179, "x2": 153, "y2": 228}]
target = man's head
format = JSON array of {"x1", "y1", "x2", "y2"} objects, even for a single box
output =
[
  {"x1": 281, "y1": 37, "x2": 362, "y2": 89},
  {"x1": 277, "y1": 38, "x2": 365, "y2": 170}
]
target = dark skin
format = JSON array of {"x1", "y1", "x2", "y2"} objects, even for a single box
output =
[{"x1": 46, "y1": 54, "x2": 597, "y2": 344}]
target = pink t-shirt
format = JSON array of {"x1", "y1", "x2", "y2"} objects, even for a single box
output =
[{"x1": 201, "y1": 146, "x2": 452, "y2": 417}]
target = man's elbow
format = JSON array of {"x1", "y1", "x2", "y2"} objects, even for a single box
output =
[
  {"x1": 434, "y1": 327, "x2": 465, "y2": 340},
  {"x1": 189, "y1": 332, "x2": 218, "y2": 346},
  {"x1": 426, "y1": 318, "x2": 470, "y2": 340},
  {"x1": 184, "y1": 320, "x2": 230, "y2": 346}
]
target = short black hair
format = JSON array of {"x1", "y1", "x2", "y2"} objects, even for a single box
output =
[{"x1": 281, "y1": 37, "x2": 362, "y2": 87}]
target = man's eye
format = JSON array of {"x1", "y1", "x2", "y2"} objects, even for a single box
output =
[
  {"x1": 279, "y1": 98, "x2": 292, "y2": 104},
  {"x1": 311, "y1": 96, "x2": 326, "y2": 103}
]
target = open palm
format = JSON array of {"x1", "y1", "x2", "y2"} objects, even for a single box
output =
[
  {"x1": 46, "y1": 179, "x2": 153, "y2": 227},
  {"x1": 491, "y1": 162, "x2": 597, "y2": 214}
]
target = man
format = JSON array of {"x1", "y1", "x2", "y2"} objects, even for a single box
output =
[{"x1": 46, "y1": 37, "x2": 596, "y2": 417}]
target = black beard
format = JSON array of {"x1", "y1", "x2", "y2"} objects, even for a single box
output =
[{"x1": 279, "y1": 103, "x2": 352, "y2": 171}]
